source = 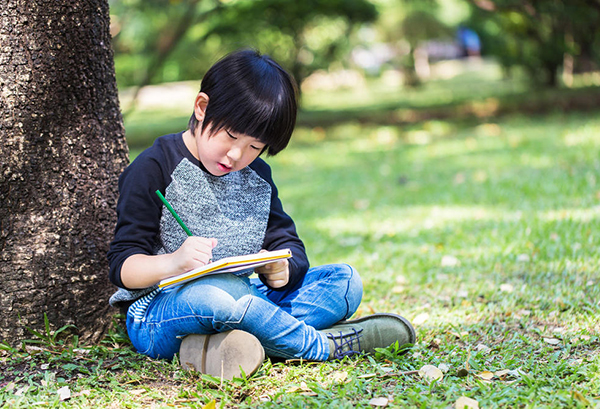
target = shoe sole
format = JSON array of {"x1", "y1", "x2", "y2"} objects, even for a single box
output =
[
  {"x1": 179, "y1": 330, "x2": 265, "y2": 380},
  {"x1": 338, "y1": 312, "x2": 416, "y2": 352}
]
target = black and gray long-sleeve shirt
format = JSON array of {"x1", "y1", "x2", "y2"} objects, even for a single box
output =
[{"x1": 107, "y1": 132, "x2": 309, "y2": 307}]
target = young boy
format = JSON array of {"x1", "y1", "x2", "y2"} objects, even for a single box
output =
[{"x1": 107, "y1": 49, "x2": 415, "y2": 380}]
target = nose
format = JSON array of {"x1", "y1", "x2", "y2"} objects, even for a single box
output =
[{"x1": 227, "y1": 146, "x2": 243, "y2": 161}]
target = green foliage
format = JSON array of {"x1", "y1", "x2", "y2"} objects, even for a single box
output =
[
  {"x1": 110, "y1": 0, "x2": 378, "y2": 88},
  {"x1": 400, "y1": 10, "x2": 452, "y2": 47},
  {"x1": 465, "y1": 0, "x2": 600, "y2": 86},
  {"x1": 24, "y1": 313, "x2": 76, "y2": 348}
]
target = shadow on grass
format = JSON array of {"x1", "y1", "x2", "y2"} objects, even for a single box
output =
[{"x1": 298, "y1": 85, "x2": 600, "y2": 129}]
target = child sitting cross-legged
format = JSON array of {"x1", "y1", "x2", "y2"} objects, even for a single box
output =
[{"x1": 107, "y1": 49, "x2": 416, "y2": 379}]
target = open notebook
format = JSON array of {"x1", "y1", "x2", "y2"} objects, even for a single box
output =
[{"x1": 158, "y1": 248, "x2": 292, "y2": 288}]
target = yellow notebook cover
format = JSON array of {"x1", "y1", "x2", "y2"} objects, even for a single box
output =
[{"x1": 158, "y1": 248, "x2": 292, "y2": 288}]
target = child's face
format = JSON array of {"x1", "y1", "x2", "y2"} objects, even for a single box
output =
[{"x1": 194, "y1": 125, "x2": 266, "y2": 176}]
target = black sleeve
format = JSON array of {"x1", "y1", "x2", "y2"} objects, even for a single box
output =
[
  {"x1": 250, "y1": 159, "x2": 309, "y2": 291},
  {"x1": 107, "y1": 149, "x2": 170, "y2": 289}
]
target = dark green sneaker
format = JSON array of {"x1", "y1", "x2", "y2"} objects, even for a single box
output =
[{"x1": 322, "y1": 313, "x2": 416, "y2": 360}]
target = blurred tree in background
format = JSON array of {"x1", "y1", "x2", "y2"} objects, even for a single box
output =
[
  {"x1": 109, "y1": 0, "x2": 600, "y2": 100},
  {"x1": 465, "y1": 0, "x2": 600, "y2": 86},
  {"x1": 376, "y1": 0, "x2": 454, "y2": 87},
  {"x1": 109, "y1": 0, "x2": 377, "y2": 93}
]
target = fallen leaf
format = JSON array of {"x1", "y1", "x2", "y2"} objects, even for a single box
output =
[
  {"x1": 572, "y1": 390, "x2": 590, "y2": 405},
  {"x1": 456, "y1": 368, "x2": 469, "y2": 377},
  {"x1": 369, "y1": 397, "x2": 389, "y2": 407},
  {"x1": 499, "y1": 283, "x2": 514, "y2": 293},
  {"x1": 357, "y1": 373, "x2": 377, "y2": 379},
  {"x1": 130, "y1": 389, "x2": 146, "y2": 395},
  {"x1": 202, "y1": 400, "x2": 216, "y2": 409},
  {"x1": 456, "y1": 290, "x2": 468, "y2": 298},
  {"x1": 441, "y1": 255, "x2": 459, "y2": 267},
  {"x1": 477, "y1": 371, "x2": 494, "y2": 380},
  {"x1": 15, "y1": 386, "x2": 30, "y2": 396},
  {"x1": 438, "y1": 363, "x2": 450, "y2": 373},
  {"x1": 508, "y1": 368, "x2": 525, "y2": 377},
  {"x1": 412, "y1": 313, "x2": 429, "y2": 326},
  {"x1": 392, "y1": 285, "x2": 405, "y2": 293},
  {"x1": 455, "y1": 396, "x2": 479, "y2": 408},
  {"x1": 454, "y1": 173, "x2": 466, "y2": 184},
  {"x1": 543, "y1": 338, "x2": 560, "y2": 345},
  {"x1": 494, "y1": 369, "x2": 511, "y2": 377},
  {"x1": 354, "y1": 199, "x2": 370, "y2": 210},
  {"x1": 40, "y1": 363, "x2": 50, "y2": 370},
  {"x1": 330, "y1": 371, "x2": 348, "y2": 384},
  {"x1": 450, "y1": 330, "x2": 469, "y2": 339},
  {"x1": 473, "y1": 170, "x2": 487, "y2": 182},
  {"x1": 475, "y1": 344, "x2": 491, "y2": 354},
  {"x1": 395, "y1": 275, "x2": 407, "y2": 284},
  {"x1": 57, "y1": 386, "x2": 71, "y2": 401},
  {"x1": 25, "y1": 345, "x2": 44, "y2": 354},
  {"x1": 419, "y1": 365, "x2": 443, "y2": 381}
]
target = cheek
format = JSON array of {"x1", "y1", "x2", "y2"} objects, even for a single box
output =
[
  {"x1": 244, "y1": 150, "x2": 262, "y2": 163},
  {"x1": 208, "y1": 139, "x2": 231, "y2": 156}
]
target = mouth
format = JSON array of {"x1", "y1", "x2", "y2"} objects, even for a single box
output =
[{"x1": 217, "y1": 162, "x2": 233, "y2": 172}]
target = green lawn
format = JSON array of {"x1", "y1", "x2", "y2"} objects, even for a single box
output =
[{"x1": 2, "y1": 65, "x2": 599, "y2": 408}]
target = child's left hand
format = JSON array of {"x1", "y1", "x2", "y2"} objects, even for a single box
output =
[{"x1": 255, "y1": 250, "x2": 289, "y2": 288}]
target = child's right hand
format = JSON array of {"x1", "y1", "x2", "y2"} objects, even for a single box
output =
[
  {"x1": 170, "y1": 236, "x2": 218, "y2": 275},
  {"x1": 120, "y1": 236, "x2": 218, "y2": 289}
]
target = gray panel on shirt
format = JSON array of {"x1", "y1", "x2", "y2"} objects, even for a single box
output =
[{"x1": 157, "y1": 158, "x2": 271, "y2": 266}]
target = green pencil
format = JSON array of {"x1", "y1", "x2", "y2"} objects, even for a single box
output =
[{"x1": 155, "y1": 190, "x2": 193, "y2": 236}]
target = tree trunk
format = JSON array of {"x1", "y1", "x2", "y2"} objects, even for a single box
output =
[{"x1": 0, "y1": 0, "x2": 128, "y2": 344}]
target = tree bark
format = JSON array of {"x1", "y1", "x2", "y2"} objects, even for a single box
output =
[{"x1": 0, "y1": 0, "x2": 128, "y2": 344}]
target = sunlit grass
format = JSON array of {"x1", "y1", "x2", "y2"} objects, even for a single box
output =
[{"x1": 3, "y1": 63, "x2": 600, "y2": 407}]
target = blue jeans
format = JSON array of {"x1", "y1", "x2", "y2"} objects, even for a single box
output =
[{"x1": 126, "y1": 264, "x2": 363, "y2": 361}]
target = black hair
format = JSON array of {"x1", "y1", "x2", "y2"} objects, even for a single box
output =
[{"x1": 188, "y1": 49, "x2": 298, "y2": 156}]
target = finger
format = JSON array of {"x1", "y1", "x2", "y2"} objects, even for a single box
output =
[
  {"x1": 187, "y1": 236, "x2": 217, "y2": 247},
  {"x1": 264, "y1": 259, "x2": 287, "y2": 272},
  {"x1": 190, "y1": 241, "x2": 216, "y2": 257},
  {"x1": 267, "y1": 279, "x2": 287, "y2": 288},
  {"x1": 264, "y1": 270, "x2": 287, "y2": 282},
  {"x1": 191, "y1": 253, "x2": 212, "y2": 266},
  {"x1": 267, "y1": 277, "x2": 288, "y2": 288}
]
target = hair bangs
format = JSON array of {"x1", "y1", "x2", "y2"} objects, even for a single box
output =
[{"x1": 190, "y1": 49, "x2": 297, "y2": 156}]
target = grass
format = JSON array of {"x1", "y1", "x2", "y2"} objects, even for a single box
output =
[{"x1": 2, "y1": 61, "x2": 600, "y2": 408}]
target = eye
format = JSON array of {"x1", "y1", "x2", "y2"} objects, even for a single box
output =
[
  {"x1": 225, "y1": 130, "x2": 237, "y2": 140},
  {"x1": 251, "y1": 145, "x2": 263, "y2": 151}
]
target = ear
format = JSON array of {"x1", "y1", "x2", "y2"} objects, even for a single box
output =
[{"x1": 193, "y1": 92, "x2": 209, "y2": 123}]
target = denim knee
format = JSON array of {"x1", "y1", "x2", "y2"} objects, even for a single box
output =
[
  {"x1": 211, "y1": 294, "x2": 253, "y2": 328},
  {"x1": 341, "y1": 264, "x2": 363, "y2": 319},
  {"x1": 178, "y1": 273, "x2": 254, "y2": 300}
]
